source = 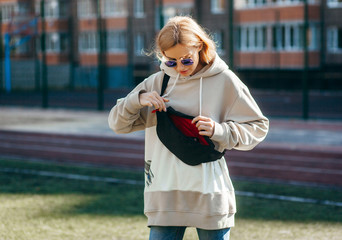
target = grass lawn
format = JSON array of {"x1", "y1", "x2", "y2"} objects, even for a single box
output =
[{"x1": 0, "y1": 158, "x2": 341, "y2": 240}]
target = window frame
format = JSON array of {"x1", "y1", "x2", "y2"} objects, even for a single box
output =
[
  {"x1": 77, "y1": 0, "x2": 96, "y2": 19},
  {"x1": 102, "y1": 0, "x2": 127, "y2": 18},
  {"x1": 327, "y1": 27, "x2": 342, "y2": 53},
  {"x1": 134, "y1": 0, "x2": 145, "y2": 18},
  {"x1": 327, "y1": 0, "x2": 342, "y2": 8},
  {"x1": 212, "y1": 30, "x2": 225, "y2": 55},
  {"x1": 107, "y1": 30, "x2": 127, "y2": 53},
  {"x1": 211, "y1": 0, "x2": 225, "y2": 14},
  {"x1": 134, "y1": 32, "x2": 145, "y2": 56},
  {"x1": 79, "y1": 31, "x2": 98, "y2": 53}
]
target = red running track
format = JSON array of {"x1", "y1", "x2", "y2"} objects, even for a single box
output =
[{"x1": 0, "y1": 130, "x2": 341, "y2": 187}]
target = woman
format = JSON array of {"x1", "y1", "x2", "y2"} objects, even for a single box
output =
[{"x1": 108, "y1": 16, "x2": 269, "y2": 240}]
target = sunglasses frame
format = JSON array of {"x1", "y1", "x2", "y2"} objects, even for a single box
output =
[{"x1": 164, "y1": 58, "x2": 194, "y2": 68}]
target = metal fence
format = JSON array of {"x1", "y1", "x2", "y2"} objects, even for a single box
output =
[{"x1": 0, "y1": 0, "x2": 341, "y2": 119}]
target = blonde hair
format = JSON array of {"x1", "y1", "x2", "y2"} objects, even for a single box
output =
[{"x1": 155, "y1": 16, "x2": 216, "y2": 64}]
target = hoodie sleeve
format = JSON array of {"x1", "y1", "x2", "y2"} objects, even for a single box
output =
[
  {"x1": 210, "y1": 74, "x2": 269, "y2": 152},
  {"x1": 108, "y1": 72, "x2": 162, "y2": 134}
]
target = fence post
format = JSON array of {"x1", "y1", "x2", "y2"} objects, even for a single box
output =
[
  {"x1": 96, "y1": 0, "x2": 105, "y2": 111},
  {"x1": 4, "y1": 33, "x2": 11, "y2": 93},
  {"x1": 302, "y1": 0, "x2": 309, "y2": 119},
  {"x1": 34, "y1": 16, "x2": 41, "y2": 92},
  {"x1": 41, "y1": 0, "x2": 48, "y2": 108},
  {"x1": 0, "y1": 11, "x2": 3, "y2": 92},
  {"x1": 127, "y1": 0, "x2": 134, "y2": 88},
  {"x1": 195, "y1": 0, "x2": 202, "y2": 24},
  {"x1": 68, "y1": 0, "x2": 77, "y2": 91},
  {"x1": 159, "y1": 0, "x2": 164, "y2": 29},
  {"x1": 228, "y1": 0, "x2": 234, "y2": 70}
]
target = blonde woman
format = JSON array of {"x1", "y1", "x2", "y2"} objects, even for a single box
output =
[{"x1": 108, "y1": 16, "x2": 269, "y2": 240}]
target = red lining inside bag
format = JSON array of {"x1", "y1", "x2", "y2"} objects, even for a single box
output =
[{"x1": 168, "y1": 114, "x2": 209, "y2": 146}]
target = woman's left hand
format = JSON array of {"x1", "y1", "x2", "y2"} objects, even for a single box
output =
[{"x1": 192, "y1": 116, "x2": 216, "y2": 138}]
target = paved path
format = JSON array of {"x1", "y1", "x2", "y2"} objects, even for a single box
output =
[
  {"x1": 0, "y1": 106, "x2": 342, "y2": 187},
  {"x1": 1, "y1": 106, "x2": 342, "y2": 148}
]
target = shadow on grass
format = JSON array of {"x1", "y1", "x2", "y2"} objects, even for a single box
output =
[
  {"x1": 1, "y1": 170, "x2": 342, "y2": 223},
  {"x1": 0, "y1": 171, "x2": 144, "y2": 216}
]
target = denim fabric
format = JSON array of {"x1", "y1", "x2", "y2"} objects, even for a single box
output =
[{"x1": 149, "y1": 226, "x2": 230, "y2": 240}]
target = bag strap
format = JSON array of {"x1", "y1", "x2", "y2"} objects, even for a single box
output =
[{"x1": 160, "y1": 73, "x2": 170, "y2": 96}]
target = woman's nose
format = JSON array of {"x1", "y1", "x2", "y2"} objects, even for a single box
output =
[{"x1": 177, "y1": 62, "x2": 186, "y2": 71}]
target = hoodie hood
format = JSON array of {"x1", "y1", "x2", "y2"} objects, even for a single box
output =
[{"x1": 160, "y1": 54, "x2": 229, "y2": 81}]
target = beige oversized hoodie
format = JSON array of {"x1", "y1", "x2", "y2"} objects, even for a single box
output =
[{"x1": 108, "y1": 54, "x2": 269, "y2": 230}]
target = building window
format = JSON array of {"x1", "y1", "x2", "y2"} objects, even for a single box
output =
[
  {"x1": 17, "y1": 2, "x2": 30, "y2": 15},
  {"x1": 46, "y1": 33, "x2": 60, "y2": 52},
  {"x1": 1, "y1": 4, "x2": 16, "y2": 22},
  {"x1": 235, "y1": 27, "x2": 241, "y2": 50},
  {"x1": 247, "y1": 0, "x2": 267, "y2": 7},
  {"x1": 235, "y1": 0, "x2": 247, "y2": 9},
  {"x1": 35, "y1": 0, "x2": 69, "y2": 18},
  {"x1": 274, "y1": 0, "x2": 305, "y2": 5},
  {"x1": 238, "y1": 23, "x2": 319, "y2": 52},
  {"x1": 59, "y1": 1, "x2": 69, "y2": 17},
  {"x1": 240, "y1": 26, "x2": 247, "y2": 51},
  {"x1": 77, "y1": 0, "x2": 96, "y2": 18},
  {"x1": 284, "y1": 24, "x2": 302, "y2": 50},
  {"x1": 211, "y1": 0, "x2": 225, "y2": 14},
  {"x1": 107, "y1": 30, "x2": 126, "y2": 53},
  {"x1": 327, "y1": 27, "x2": 342, "y2": 52},
  {"x1": 79, "y1": 32, "x2": 98, "y2": 53},
  {"x1": 162, "y1": 5, "x2": 193, "y2": 27},
  {"x1": 134, "y1": 33, "x2": 145, "y2": 56},
  {"x1": 273, "y1": 24, "x2": 304, "y2": 51},
  {"x1": 103, "y1": 0, "x2": 127, "y2": 17},
  {"x1": 46, "y1": 32, "x2": 69, "y2": 53},
  {"x1": 134, "y1": 0, "x2": 145, "y2": 18},
  {"x1": 257, "y1": 26, "x2": 267, "y2": 50},
  {"x1": 239, "y1": 25, "x2": 267, "y2": 52},
  {"x1": 213, "y1": 30, "x2": 225, "y2": 54},
  {"x1": 46, "y1": 0, "x2": 59, "y2": 18},
  {"x1": 308, "y1": 24, "x2": 319, "y2": 50},
  {"x1": 327, "y1": 0, "x2": 342, "y2": 7}
]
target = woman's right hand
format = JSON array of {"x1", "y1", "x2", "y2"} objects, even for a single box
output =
[{"x1": 139, "y1": 91, "x2": 169, "y2": 112}]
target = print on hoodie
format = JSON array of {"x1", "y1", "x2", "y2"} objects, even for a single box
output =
[{"x1": 145, "y1": 160, "x2": 154, "y2": 186}]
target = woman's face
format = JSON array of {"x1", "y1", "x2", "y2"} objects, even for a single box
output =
[{"x1": 163, "y1": 44, "x2": 203, "y2": 77}]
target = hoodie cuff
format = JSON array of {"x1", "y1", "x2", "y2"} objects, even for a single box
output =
[
  {"x1": 125, "y1": 90, "x2": 145, "y2": 112},
  {"x1": 210, "y1": 122, "x2": 226, "y2": 143}
]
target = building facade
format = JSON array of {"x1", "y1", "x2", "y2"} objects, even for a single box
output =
[{"x1": 1, "y1": 0, "x2": 341, "y2": 90}]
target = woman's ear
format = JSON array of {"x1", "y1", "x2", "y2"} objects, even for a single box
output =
[{"x1": 198, "y1": 42, "x2": 204, "y2": 51}]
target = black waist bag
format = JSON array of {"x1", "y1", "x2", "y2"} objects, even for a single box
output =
[{"x1": 155, "y1": 74, "x2": 225, "y2": 166}]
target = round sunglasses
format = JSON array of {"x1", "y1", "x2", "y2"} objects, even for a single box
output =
[{"x1": 164, "y1": 58, "x2": 194, "y2": 68}]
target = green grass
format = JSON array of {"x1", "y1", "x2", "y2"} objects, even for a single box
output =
[{"x1": 0, "y1": 158, "x2": 341, "y2": 240}]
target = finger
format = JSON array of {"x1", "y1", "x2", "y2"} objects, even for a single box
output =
[
  {"x1": 155, "y1": 96, "x2": 167, "y2": 111},
  {"x1": 153, "y1": 97, "x2": 167, "y2": 112},
  {"x1": 198, "y1": 124, "x2": 211, "y2": 132},
  {"x1": 192, "y1": 116, "x2": 201, "y2": 124},
  {"x1": 198, "y1": 130, "x2": 211, "y2": 137},
  {"x1": 151, "y1": 100, "x2": 161, "y2": 110},
  {"x1": 195, "y1": 120, "x2": 204, "y2": 128},
  {"x1": 192, "y1": 116, "x2": 210, "y2": 124},
  {"x1": 196, "y1": 120, "x2": 212, "y2": 128}
]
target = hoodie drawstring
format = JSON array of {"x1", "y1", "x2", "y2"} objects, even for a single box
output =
[
  {"x1": 162, "y1": 73, "x2": 180, "y2": 98},
  {"x1": 161, "y1": 74, "x2": 203, "y2": 116},
  {"x1": 199, "y1": 77, "x2": 203, "y2": 116}
]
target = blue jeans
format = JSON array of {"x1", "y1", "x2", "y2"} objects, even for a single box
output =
[{"x1": 149, "y1": 226, "x2": 230, "y2": 240}]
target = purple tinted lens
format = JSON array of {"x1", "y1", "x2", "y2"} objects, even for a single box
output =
[
  {"x1": 181, "y1": 58, "x2": 194, "y2": 66},
  {"x1": 165, "y1": 60, "x2": 177, "y2": 67}
]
